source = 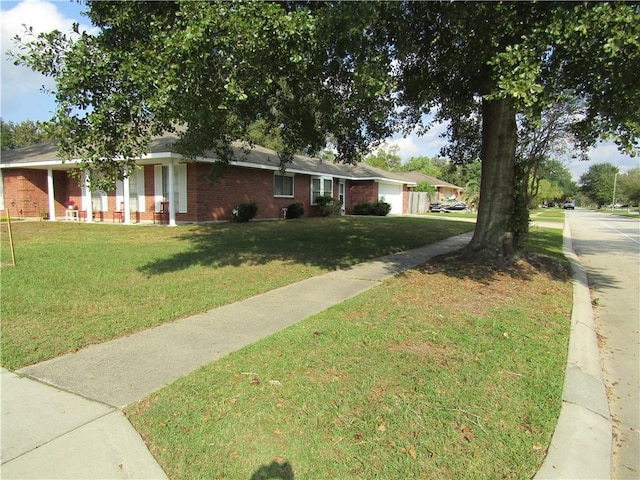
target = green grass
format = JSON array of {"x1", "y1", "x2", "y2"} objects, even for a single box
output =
[
  {"x1": 531, "y1": 208, "x2": 565, "y2": 222},
  {"x1": 423, "y1": 211, "x2": 478, "y2": 219},
  {"x1": 599, "y1": 208, "x2": 640, "y2": 218},
  {"x1": 126, "y1": 227, "x2": 572, "y2": 479},
  {"x1": 0, "y1": 217, "x2": 474, "y2": 370}
]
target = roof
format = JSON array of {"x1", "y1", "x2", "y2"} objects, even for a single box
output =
[
  {"x1": 0, "y1": 135, "x2": 414, "y2": 185},
  {"x1": 398, "y1": 171, "x2": 463, "y2": 190}
]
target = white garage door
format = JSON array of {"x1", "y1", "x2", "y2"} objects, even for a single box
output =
[{"x1": 378, "y1": 183, "x2": 403, "y2": 214}]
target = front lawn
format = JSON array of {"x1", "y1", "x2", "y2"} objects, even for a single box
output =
[
  {"x1": 127, "y1": 227, "x2": 572, "y2": 479},
  {"x1": 0, "y1": 217, "x2": 474, "y2": 370},
  {"x1": 531, "y1": 208, "x2": 565, "y2": 222}
]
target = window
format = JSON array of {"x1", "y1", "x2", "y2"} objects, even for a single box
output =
[
  {"x1": 311, "y1": 176, "x2": 333, "y2": 204},
  {"x1": 274, "y1": 174, "x2": 294, "y2": 197}
]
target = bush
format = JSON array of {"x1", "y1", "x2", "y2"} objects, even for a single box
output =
[
  {"x1": 315, "y1": 195, "x2": 342, "y2": 217},
  {"x1": 234, "y1": 202, "x2": 258, "y2": 222},
  {"x1": 353, "y1": 200, "x2": 391, "y2": 216},
  {"x1": 372, "y1": 200, "x2": 392, "y2": 216},
  {"x1": 286, "y1": 202, "x2": 304, "y2": 219},
  {"x1": 353, "y1": 202, "x2": 373, "y2": 215}
]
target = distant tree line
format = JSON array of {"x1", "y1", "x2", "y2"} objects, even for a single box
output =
[
  {"x1": 1, "y1": 119, "x2": 51, "y2": 150},
  {"x1": 580, "y1": 163, "x2": 640, "y2": 208}
]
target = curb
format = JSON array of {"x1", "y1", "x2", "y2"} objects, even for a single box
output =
[{"x1": 534, "y1": 220, "x2": 612, "y2": 479}]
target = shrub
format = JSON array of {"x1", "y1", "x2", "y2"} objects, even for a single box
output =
[
  {"x1": 354, "y1": 200, "x2": 391, "y2": 216},
  {"x1": 234, "y1": 202, "x2": 258, "y2": 222},
  {"x1": 286, "y1": 202, "x2": 304, "y2": 219},
  {"x1": 372, "y1": 200, "x2": 392, "y2": 216},
  {"x1": 354, "y1": 202, "x2": 373, "y2": 215},
  {"x1": 315, "y1": 195, "x2": 342, "y2": 217}
]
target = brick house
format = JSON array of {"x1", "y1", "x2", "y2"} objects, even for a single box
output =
[{"x1": 0, "y1": 134, "x2": 415, "y2": 224}]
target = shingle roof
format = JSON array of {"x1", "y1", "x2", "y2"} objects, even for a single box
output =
[
  {"x1": 397, "y1": 171, "x2": 463, "y2": 190},
  {"x1": 0, "y1": 134, "x2": 415, "y2": 185}
]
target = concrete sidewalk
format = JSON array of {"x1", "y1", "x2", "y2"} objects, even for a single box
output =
[
  {"x1": 1, "y1": 224, "x2": 612, "y2": 479},
  {"x1": 2, "y1": 232, "x2": 471, "y2": 479}
]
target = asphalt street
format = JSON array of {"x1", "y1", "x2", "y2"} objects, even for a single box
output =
[{"x1": 566, "y1": 209, "x2": 640, "y2": 478}]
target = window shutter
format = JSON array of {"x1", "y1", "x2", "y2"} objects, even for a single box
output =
[
  {"x1": 154, "y1": 165, "x2": 163, "y2": 211},
  {"x1": 115, "y1": 180, "x2": 124, "y2": 211},
  {"x1": 136, "y1": 169, "x2": 146, "y2": 213},
  {"x1": 176, "y1": 164, "x2": 187, "y2": 213}
]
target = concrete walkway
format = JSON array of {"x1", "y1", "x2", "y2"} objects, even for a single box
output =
[{"x1": 1, "y1": 223, "x2": 611, "y2": 479}]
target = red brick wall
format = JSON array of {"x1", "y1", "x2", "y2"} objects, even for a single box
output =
[
  {"x1": 190, "y1": 163, "x2": 315, "y2": 221},
  {"x1": 0, "y1": 169, "x2": 79, "y2": 218},
  {"x1": 346, "y1": 180, "x2": 378, "y2": 213}
]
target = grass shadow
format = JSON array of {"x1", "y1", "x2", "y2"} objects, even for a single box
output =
[
  {"x1": 137, "y1": 217, "x2": 475, "y2": 276},
  {"x1": 250, "y1": 460, "x2": 295, "y2": 480}
]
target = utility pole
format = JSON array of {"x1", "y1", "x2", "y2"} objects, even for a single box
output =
[{"x1": 611, "y1": 172, "x2": 618, "y2": 209}]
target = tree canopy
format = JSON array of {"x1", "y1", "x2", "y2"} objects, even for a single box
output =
[
  {"x1": 580, "y1": 163, "x2": 619, "y2": 207},
  {"x1": 0, "y1": 119, "x2": 50, "y2": 150},
  {"x1": 13, "y1": 1, "x2": 640, "y2": 261},
  {"x1": 364, "y1": 146, "x2": 402, "y2": 172},
  {"x1": 619, "y1": 168, "x2": 640, "y2": 206}
]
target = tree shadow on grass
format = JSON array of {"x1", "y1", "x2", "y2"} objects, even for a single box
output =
[
  {"x1": 137, "y1": 218, "x2": 472, "y2": 277},
  {"x1": 250, "y1": 460, "x2": 294, "y2": 480},
  {"x1": 414, "y1": 249, "x2": 574, "y2": 286},
  {"x1": 137, "y1": 222, "x2": 360, "y2": 276}
]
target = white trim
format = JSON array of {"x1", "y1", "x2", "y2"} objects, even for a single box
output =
[
  {"x1": 47, "y1": 169, "x2": 56, "y2": 221},
  {"x1": 310, "y1": 176, "x2": 333, "y2": 205},
  {"x1": 83, "y1": 171, "x2": 93, "y2": 223},
  {"x1": 123, "y1": 174, "x2": 131, "y2": 224},
  {"x1": 167, "y1": 160, "x2": 176, "y2": 226}
]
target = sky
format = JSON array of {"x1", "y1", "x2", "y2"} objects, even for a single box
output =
[{"x1": 2, "y1": 0, "x2": 638, "y2": 181}]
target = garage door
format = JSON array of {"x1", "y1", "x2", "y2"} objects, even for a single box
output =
[{"x1": 378, "y1": 183, "x2": 403, "y2": 214}]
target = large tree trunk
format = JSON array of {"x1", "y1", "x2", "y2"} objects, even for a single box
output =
[{"x1": 466, "y1": 97, "x2": 518, "y2": 261}]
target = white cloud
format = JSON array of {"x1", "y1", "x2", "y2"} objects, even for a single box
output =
[
  {"x1": 379, "y1": 120, "x2": 450, "y2": 161},
  {"x1": 1, "y1": 0, "x2": 95, "y2": 121},
  {"x1": 567, "y1": 141, "x2": 639, "y2": 182}
]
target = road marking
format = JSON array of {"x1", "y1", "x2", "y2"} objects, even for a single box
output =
[{"x1": 598, "y1": 221, "x2": 640, "y2": 245}]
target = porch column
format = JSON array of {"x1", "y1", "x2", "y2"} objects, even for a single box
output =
[
  {"x1": 47, "y1": 168, "x2": 56, "y2": 221},
  {"x1": 123, "y1": 170, "x2": 131, "y2": 224},
  {"x1": 84, "y1": 171, "x2": 93, "y2": 223},
  {"x1": 167, "y1": 159, "x2": 176, "y2": 226}
]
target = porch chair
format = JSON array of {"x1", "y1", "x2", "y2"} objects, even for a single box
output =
[
  {"x1": 112, "y1": 202, "x2": 124, "y2": 223},
  {"x1": 154, "y1": 201, "x2": 169, "y2": 224}
]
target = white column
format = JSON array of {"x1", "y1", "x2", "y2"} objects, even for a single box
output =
[
  {"x1": 123, "y1": 170, "x2": 131, "y2": 224},
  {"x1": 84, "y1": 171, "x2": 93, "y2": 223},
  {"x1": 167, "y1": 160, "x2": 176, "y2": 226},
  {"x1": 47, "y1": 169, "x2": 56, "y2": 221}
]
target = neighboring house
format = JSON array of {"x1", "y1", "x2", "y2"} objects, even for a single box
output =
[
  {"x1": 0, "y1": 134, "x2": 416, "y2": 224},
  {"x1": 399, "y1": 171, "x2": 464, "y2": 214},
  {"x1": 400, "y1": 171, "x2": 464, "y2": 201}
]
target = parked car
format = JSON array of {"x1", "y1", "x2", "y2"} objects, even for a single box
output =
[{"x1": 429, "y1": 201, "x2": 467, "y2": 212}]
